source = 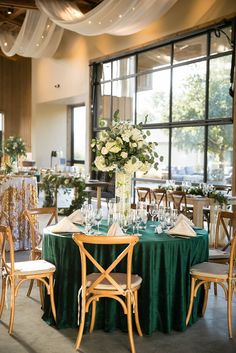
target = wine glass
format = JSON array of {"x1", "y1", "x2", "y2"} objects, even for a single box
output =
[
  {"x1": 95, "y1": 208, "x2": 103, "y2": 233},
  {"x1": 120, "y1": 215, "x2": 131, "y2": 234},
  {"x1": 140, "y1": 209, "x2": 148, "y2": 230},
  {"x1": 149, "y1": 202, "x2": 158, "y2": 225},
  {"x1": 84, "y1": 205, "x2": 95, "y2": 234},
  {"x1": 134, "y1": 209, "x2": 143, "y2": 236}
]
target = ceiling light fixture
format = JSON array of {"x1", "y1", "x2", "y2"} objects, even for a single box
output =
[{"x1": 7, "y1": 8, "x2": 13, "y2": 15}]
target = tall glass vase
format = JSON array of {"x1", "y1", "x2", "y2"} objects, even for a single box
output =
[{"x1": 115, "y1": 169, "x2": 132, "y2": 217}]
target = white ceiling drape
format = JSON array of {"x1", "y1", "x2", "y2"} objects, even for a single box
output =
[
  {"x1": 0, "y1": 10, "x2": 63, "y2": 58},
  {"x1": 35, "y1": 0, "x2": 178, "y2": 36},
  {"x1": 0, "y1": 0, "x2": 177, "y2": 58}
]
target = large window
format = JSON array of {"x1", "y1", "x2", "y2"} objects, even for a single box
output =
[
  {"x1": 71, "y1": 105, "x2": 86, "y2": 166},
  {"x1": 91, "y1": 21, "x2": 234, "y2": 185}
]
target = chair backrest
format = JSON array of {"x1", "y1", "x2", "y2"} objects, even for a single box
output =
[
  {"x1": 152, "y1": 188, "x2": 167, "y2": 207},
  {"x1": 0, "y1": 225, "x2": 15, "y2": 276},
  {"x1": 72, "y1": 234, "x2": 139, "y2": 294},
  {"x1": 24, "y1": 207, "x2": 58, "y2": 256},
  {"x1": 228, "y1": 230, "x2": 236, "y2": 279},
  {"x1": 215, "y1": 210, "x2": 236, "y2": 250},
  {"x1": 169, "y1": 190, "x2": 187, "y2": 214},
  {"x1": 136, "y1": 187, "x2": 151, "y2": 204}
]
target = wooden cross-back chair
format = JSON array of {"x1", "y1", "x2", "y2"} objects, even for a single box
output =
[
  {"x1": 168, "y1": 190, "x2": 191, "y2": 216},
  {"x1": 72, "y1": 234, "x2": 143, "y2": 353},
  {"x1": 186, "y1": 230, "x2": 236, "y2": 338},
  {"x1": 0, "y1": 225, "x2": 56, "y2": 334},
  {"x1": 213, "y1": 210, "x2": 236, "y2": 252},
  {"x1": 209, "y1": 210, "x2": 236, "y2": 295},
  {"x1": 24, "y1": 207, "x2": 58, "y2": 300},
  {"x1": 136, "y1": 187, "x2": 151, "y2": 204},
  {"x1": 152, "y1": 188, "x2": 168, "y2": 207}
]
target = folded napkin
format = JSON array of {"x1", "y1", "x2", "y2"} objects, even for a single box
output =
[
  {"x1": 107, "y1": 223, "x2": 124, "y2": 236},
  {"x1": 175, "y1": 213, "x2": 194, "y2": 227},
  {"x1": 47, "y1": 217, "x2": 80, "y2": 233},
  {"x1": 168, "y1": 219, "x2": 196, "y2": 237},
  {"x1": 68, "y1": 209, "x2": 85, "y2": 225}
]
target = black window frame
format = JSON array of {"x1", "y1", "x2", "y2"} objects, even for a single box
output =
[{"x1": 91, "y1": 18, "x2": 235, "y2": 186}]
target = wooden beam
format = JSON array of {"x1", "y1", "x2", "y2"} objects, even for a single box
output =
[
  {"x1": 0, "y1": 13, "x2": 22, "y2": 27},
  {"x1": 0, "y1": 1, "x2": 36, "y2": 9}
]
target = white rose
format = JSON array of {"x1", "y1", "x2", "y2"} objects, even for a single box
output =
[
  {"x1": 94, "y1": 156, "x2": 116, "y2": 172},
  {"x1": 101, "y1": 147, "x2": 108, "y2": 155},
  {"x1": 121, "y1": 151, "x2": 128, "y2": 159},
  {"x1": 132, "y1": 143, "x2": 137, "y2": 148}
]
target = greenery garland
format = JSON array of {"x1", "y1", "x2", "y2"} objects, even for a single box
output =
[
  {"x1": 40, "y1": 174, "x2": 86, "y2": 215},
  {"x1": 175, "y1": 186, "x2": 229, "y2": 207}
]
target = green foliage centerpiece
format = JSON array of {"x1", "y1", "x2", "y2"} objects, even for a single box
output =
[
  {"x1": 91, "y1": 111, "x2": 162, "y2": 216},
  {"x1": 2, "y1": 136, "x2": 27, "y2": 174},
  {"x1": 40, "y1": 174, "x2": 86, "y2": 215}
]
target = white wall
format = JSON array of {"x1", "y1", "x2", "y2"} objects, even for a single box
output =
[
  {"x1": 31, "y1": 0, "x2": 236, "y2": 168},
  {"x1": 32, "y1": 103, "x2": 67, "y2": 168}
]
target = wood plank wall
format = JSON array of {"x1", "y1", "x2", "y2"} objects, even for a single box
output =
[{"x1": 0, "y1": 55, "x2": 31, "y2": 151}]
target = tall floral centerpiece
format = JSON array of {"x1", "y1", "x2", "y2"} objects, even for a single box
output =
[
  {"x1": 3, "y1": 136, "x2": 27, "y2": 173},
  {"x1": 91, "y1": 111, "x2": 163, "y2": 216}
]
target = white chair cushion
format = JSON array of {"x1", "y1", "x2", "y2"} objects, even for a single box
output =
[
  {"x1": 87, "y1": 272, "x2": 142, "y2": 290},
  {"x1": 190, "y1": 262, "x2": 231, "y2": 279},
  {"x1": 209, "y1": 248, "x2": 229, "y2": 260},
  {"x1": 35, "y1": 246, "x2": 42, "y2": 252},
  {"x1": 7, "y1": 260, "x2": 56, "y2": 276}
]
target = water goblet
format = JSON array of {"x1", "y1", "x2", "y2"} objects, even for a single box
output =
[
  {"x1": 95, "y1": 208, "x2": 103, "y2": 233},
  {"x1": 149, "y1": 202, "x2": 158, "y2": 223},
  {"x1": 140, "y1": 209, "x2": 148, "y2": 230},
  {"x1": 120, "y1": 215, "x2": 131, "y2": 234},
  {"x1": 135, "y1": 209, "x2": 143, "y2": 236}
]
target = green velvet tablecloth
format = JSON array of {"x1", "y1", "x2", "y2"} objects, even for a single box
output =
[{"x1": 42, "y1": 222, "x2": 208, "y2": 335}]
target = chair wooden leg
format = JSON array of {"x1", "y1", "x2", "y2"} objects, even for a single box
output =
[
  {"x1": 127, "y1": 293, "x2": 136, "y2": 353},
  {"x1": 27, "y1": 279, "x2": 34, "y2": 297},
  {"x1": 228, "y1": 281, "x2": 233, "y2": 339},
  {"x1": 9, "y1": 283, "x2": 16, "y2": 335},
  {"x1": 39, "y1": 281, "x2": 44, "y2": 309},
  {"x1": 75, "y1": 296, "x2": 86, "y2": 350},
  {"x1": 89, "y1": 300, "x2": 96, "y2": 333},
  {"x1": 214, "y1": 283, "x2": 218, "y2": 296},
  {"x1": 202, "y1": 283, "x2": 209, "y2": 316},
  {"x1": 186, "y1": 277, "x2": 196, "y2": 325},
  {"x1": 134, "y1": 290, "x2": 143, "y2": 337},
  {"x1": 0, "y1": 277, "x2": 6, "y2": 318},
  {"x1": 49, "y1": 275, "x2": 56, "y2": 322}
]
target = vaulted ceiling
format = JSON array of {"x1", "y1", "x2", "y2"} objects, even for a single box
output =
[
  {"x1": 0, "y1": 0, "x2": 103, "y2": 59},
  {"x1": 0, "y1": 0, "x2": 103, "y2": 32}
]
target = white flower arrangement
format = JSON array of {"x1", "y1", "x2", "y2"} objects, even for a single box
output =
[
  {"x1": 3, "y1": 136, "x2": 27, "y2": 163},
  {"x1": 91, "y1": 111, "x2": 163, "y2": 174}
]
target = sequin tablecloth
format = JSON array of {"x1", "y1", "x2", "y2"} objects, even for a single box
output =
[{"x1": 0, "y1": 175, "x2": 38, "y2": 250}]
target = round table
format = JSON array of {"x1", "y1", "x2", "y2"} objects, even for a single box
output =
[{"x1": 42, "y1": 222, "x2": 208, "y2": 335}]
